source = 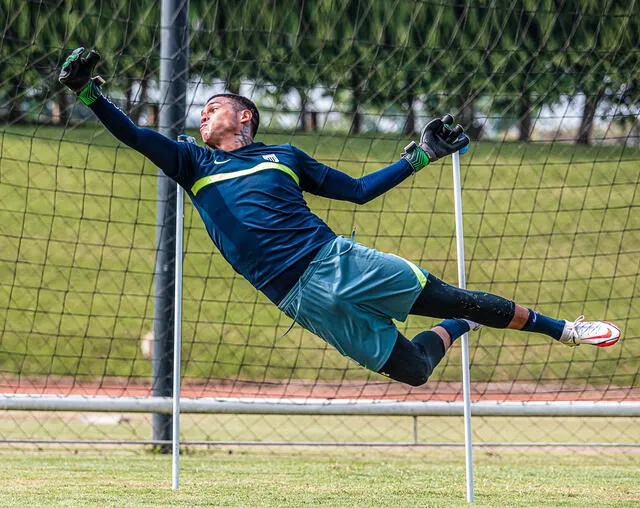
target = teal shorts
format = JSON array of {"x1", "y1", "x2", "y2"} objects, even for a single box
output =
[{"x1": 277, "y1": 236, "x2": 429, "y2": 371}]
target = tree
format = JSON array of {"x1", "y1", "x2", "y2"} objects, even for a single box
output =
[
  {"x1": 490, "y1": 1, "x2": 561, "y2": 141},
  {"x1": 433, "y1": 2, "x2": 502, "y2": 140},
  {"x1": 552, "y1": 0, "x2": 630, "y2": 144},
  {"x1": 319, "y1": 0, "x2": 379, "y2": 135},
  {"x1": 190, "y1": 0, "x2": 262, "y2": 97},
  {"x1": 367, "y1": 0, "x2": 437, "y2": 135},
  {"x1": 0, "y1": 0, "x2": 41, "y2": 122},
  {"x1": 253, "y1": 0, "x2": 327, "y2": 132},
  {"x1": 89, "y1": 0, "x2": 159, "y2": 123}
]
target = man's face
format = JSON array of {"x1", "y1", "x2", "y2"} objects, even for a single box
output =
[{"x1": 199, "y1": 97, "x2": 245, "y2": 147}]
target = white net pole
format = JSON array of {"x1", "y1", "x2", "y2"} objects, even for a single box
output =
[
  {"x1": 172, "y1": 142, "x2": 187, "y2": 488},
  {"x1": 452, "y1": 150, "x2": 474, "y2": 502}
]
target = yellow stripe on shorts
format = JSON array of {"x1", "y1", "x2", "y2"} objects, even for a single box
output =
[{"x1": 390, "y1": 254, "x2": 427, "y2": 288}]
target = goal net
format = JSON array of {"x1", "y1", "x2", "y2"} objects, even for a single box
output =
[{"x1": 0, "y1": 0, "x2": 638, "y2": 447}]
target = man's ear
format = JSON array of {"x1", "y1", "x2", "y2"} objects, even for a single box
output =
[{"x1": 239, "y1": 109, "x2": 253, "y2": 128}]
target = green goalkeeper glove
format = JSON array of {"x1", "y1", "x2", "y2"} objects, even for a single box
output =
[
  {"x1": 58, "y1": 47, "x2": 105, "y2": 105},
  {"x1": 402, "y1": 114, "x2": 470, "y2": 172}
]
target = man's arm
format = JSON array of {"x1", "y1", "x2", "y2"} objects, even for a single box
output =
[
  {"x1": 89, "y1": 97, "x2": 194, "y2": 182},
  {"x1": 294, "y1": 116, "x2": 470, "y2": 205},
  {"x1": 299, "y1": 155, "x2": 414, "y2": 205},
  {"x1": 59, "y1": 48, "x2": 195, "y2": 183}
]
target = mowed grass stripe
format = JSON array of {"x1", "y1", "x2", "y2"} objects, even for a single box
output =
[{"x1": 0, "y1": 448, "x2": 637, "y2": 506}]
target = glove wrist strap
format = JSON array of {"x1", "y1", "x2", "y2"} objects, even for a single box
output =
[
  {"x1": 78, "y1": 79, "x2": 102, "y2": 106},
  {"x1": 401, "y1": 141, "x2": 430, "y2": 172}
]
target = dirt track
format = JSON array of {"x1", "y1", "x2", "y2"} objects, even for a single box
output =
[{"x1": 2, "y1": 376, "x2": 638, "y2": 402}]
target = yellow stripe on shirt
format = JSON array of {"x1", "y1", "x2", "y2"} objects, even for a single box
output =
[{"x1": 191, "y1": 162, "x2": 300, "y2": 196}]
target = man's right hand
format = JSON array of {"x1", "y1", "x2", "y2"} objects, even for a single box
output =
[{"x1": 59, "y1": 47, "x2": 105, "y2": 105}]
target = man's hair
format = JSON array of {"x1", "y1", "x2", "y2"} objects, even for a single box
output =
[{"x1": 206, "y1": 93, "x2": 260, "y2": 137}]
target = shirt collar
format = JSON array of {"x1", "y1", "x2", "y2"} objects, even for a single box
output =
[{"x1": 229, "y1": 142, "x2": 264, "y2": 153}]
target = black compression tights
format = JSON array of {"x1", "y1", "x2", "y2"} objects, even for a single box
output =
[
  {"x1": 379, "y1": 330, "x2": 445, "y2": 386},
  {"x1": 378, "y1": 273, "x2": 517, "y2": 386},
  {"x1": 410, "y1": 273, "x2": 516, "y2": 328}
]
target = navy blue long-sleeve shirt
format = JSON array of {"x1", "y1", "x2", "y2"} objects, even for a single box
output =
[{"x1": 90, "y1": 95, "x2": 415, "y2": 303}]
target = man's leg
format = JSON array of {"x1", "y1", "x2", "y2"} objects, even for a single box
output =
[
  {"x1": 378, "y1": 319, "x2": 475, "y2": 386},
  {"x1": 410, "y1": 274, "x2": 620, "y2": 347}
]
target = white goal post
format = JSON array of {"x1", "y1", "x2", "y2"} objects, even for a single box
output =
[{"x1": 1, "y1": 395, "x2": 640, "y2": 417}]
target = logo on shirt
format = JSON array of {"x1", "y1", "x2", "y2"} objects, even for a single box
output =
[
  {"x1": 214, "y1": 159, "x2": 231, "y2": 165},
  {"x1": 262, "y1": 154, "x2": 280, "y2": 163}
]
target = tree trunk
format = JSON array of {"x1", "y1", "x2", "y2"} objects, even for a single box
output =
[
  {"x1": 577, "y1": 88, "x2": 604, "y2": 145},
  {"x1": 7, "y1": 79, "x2": 22, "y2": 123},
  {"x1": 132, "y1": 77, "x2": 149, "y2": 124},
  {"x1": 54, "y1": 90, "x2": 69, "y2": 125},
  {"x1": 298, "y1": 88, "x2": 308, "y2": 132},
  {"x1": 459, "y1": 94, "x2": 483, "y2": 140},
  {"x1": 309, "y1": 111, "x2": 318, "y2": 131},
  {"x1": 403, "y1": 93, "x2": 415, "y2": 136},
  {"x1": 51, "y1": 101, "x2": 61, "y2": 124},
  {"x1": 349, "y1": 104, "x2": 362, "y2": 135},
  {"x1": 227, "y1": 77, "x2": 240, "y2": 95},
  {"x1": 349, "y1": 70, "x2": 363, "y2": 135},
  {"x1": 147, "y1": 104, "x2": 159, "y2": 126},
  {"x1": 8, "y1": 100, "x2": 22, "y2": 122},
  {"x1": 518, "y1": 91, "x2": 532, "y2": 142},
  {"x1": 125, "y1": 77, "x2": 135, "y2": 116},
  {"x1": 404, "y1": 68, "x2": 416, "y2": 135}
]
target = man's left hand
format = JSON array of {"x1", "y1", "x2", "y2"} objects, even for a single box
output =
[{"x1": 402, "y1": 114, "x2": 470, "y2": 172}]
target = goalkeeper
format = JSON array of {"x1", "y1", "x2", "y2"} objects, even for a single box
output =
[{"x1": 60, "y1": 48, "x2": 621, "y2": 387}]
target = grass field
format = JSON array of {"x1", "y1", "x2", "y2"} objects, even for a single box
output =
[{"x1": 0, "y1": 446, "x2": 638, "y2": 506}]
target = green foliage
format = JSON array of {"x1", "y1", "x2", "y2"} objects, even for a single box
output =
[{"x1": 0, "y1": 0, "x2": 160, "y2": 121}]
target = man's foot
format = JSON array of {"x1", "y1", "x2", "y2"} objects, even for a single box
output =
[
  {"x1": 463, "y1": 319, "x2": 482, "y2": 331},
  {"x1": 559, "y1": 316, "x2": 621, "y2": 347}
]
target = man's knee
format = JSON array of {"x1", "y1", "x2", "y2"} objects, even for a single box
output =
[
  {"x1": 385, "y1": 361, "x2": 432, "y2": 387},
  {"x1": 405, "y1": 369, "x2": 431, "y2": 387},
  {"x1": 378, "y1": 333, "x2": 437, "y2": 386}
]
